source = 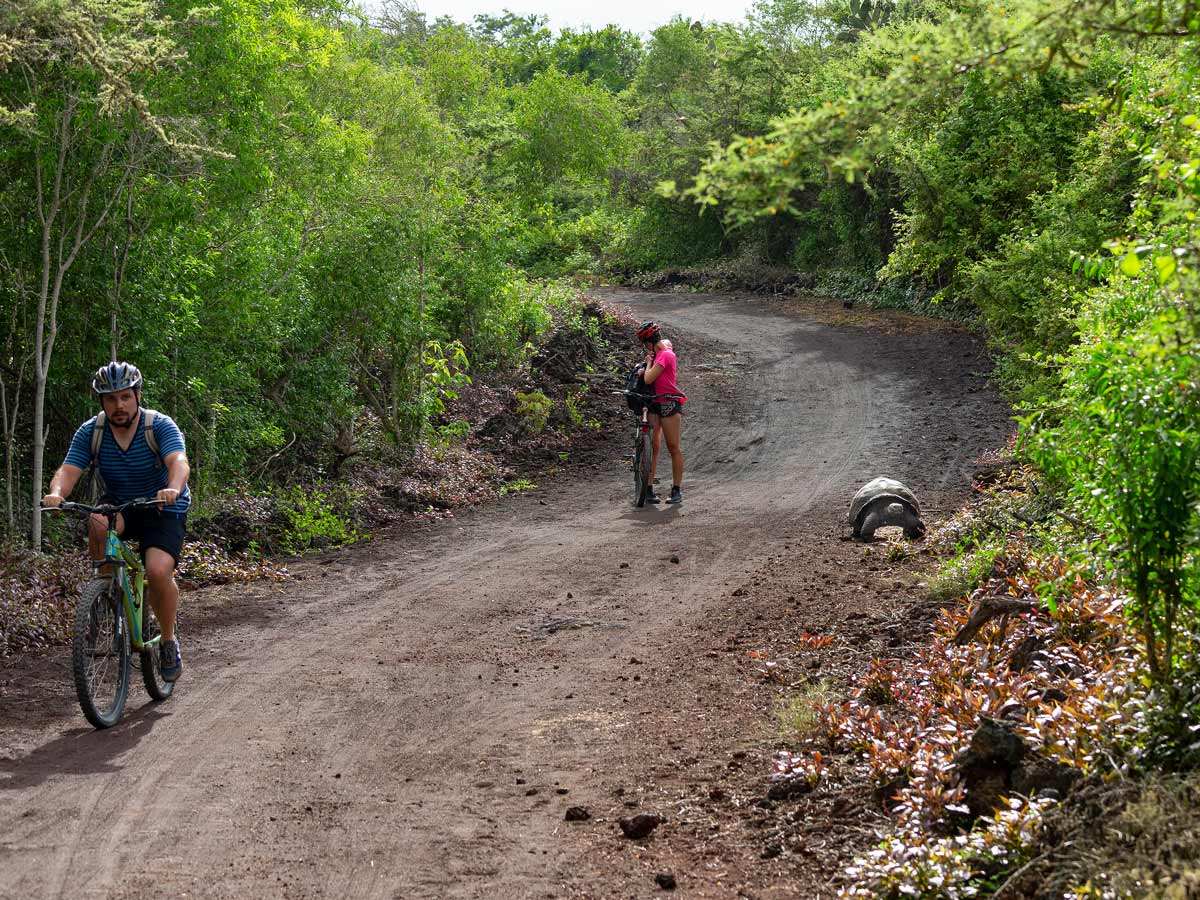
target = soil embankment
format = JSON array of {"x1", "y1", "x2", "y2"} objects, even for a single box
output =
[{"x1": 0, "y1": 289, "x2": 1010, "y2": 899}]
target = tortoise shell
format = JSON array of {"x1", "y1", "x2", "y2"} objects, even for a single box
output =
[{"x1": 848, "y1": 477, "x2": 922, "y2": 530}]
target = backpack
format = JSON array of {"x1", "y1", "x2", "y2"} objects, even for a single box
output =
[
  {"x1": 84, "y1": 408, "x2": 162, "y2": 499},
  {"x1": 625, "y1": 366, "x2": 650, "y2": 413}
]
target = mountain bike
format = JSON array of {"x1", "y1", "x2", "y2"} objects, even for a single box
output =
[
  {"x1": 42, "y1": 498, "x2": 175, "y2": 728},
  {"x1": 620, "y1": 384, "x2": 685, "y2": 508}
]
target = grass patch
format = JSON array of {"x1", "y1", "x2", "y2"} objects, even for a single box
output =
[
  {"x1": 500, "y1": 478, "x2": 537, "y2": 495},
  {"x1": 774, "y1": 678, "x2": 837, "y2": 743},
  {"x1": 928, "y1": 539, "x2": 1004, "y2": 601}
]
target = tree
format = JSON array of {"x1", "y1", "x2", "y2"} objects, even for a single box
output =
[
  {"x1": 551, "y1": 26, "x2": 643, "y2": 93},
  {"x1": 0, "y1": 0, "x2": 213, "y2": 546}
]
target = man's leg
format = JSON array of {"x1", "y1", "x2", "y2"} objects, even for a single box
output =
[
  {"x1": 88, "y1": 512, "x2": 125, "y2": 573},
  {"x1": 88, "y1": 514, "x2": 105, "y2": 560},
  {"x1": 144, "y1": 548, "x2": 179, "y2": 642}
]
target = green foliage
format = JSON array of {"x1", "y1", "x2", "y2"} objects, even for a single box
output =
[
  {"x1": 279, "y1": 485, "x2": 358, "y2": 554},
  {"x1": 929, "y1": 539, "x2": 1004, "y2": 602},
  {"x1": 503, "y1": 66, "x2": 629, "y2": 192},
  {"x1": 774, "y1": 678, "x2": 836, "y2": 742},
  {"x1": 499, "y1": 477, "x2": 536, "y2": 494},
  {"x1": 514, "y1": 389, "x2": 552, "y2": 435},
  {"x1": 564, "y1": 385, "x2": 587, "y2": 426},
  {"x1": 1033, "y1": 309, "x2": 1200, "y2": 684},
  {"x1": 475, "y1": 278, "x2": 557, "y2": 366},
  {"x1": 551, "y1": 26, "x2": 643, "y2": 92}
]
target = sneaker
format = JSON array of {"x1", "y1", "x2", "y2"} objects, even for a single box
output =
[
  {"x1": 667, "y1": 486, "x2": 683, "y2": 504},
  {"x1": 159, "y1": 638, "x2": 183, "y2": 682},
  {"x1": 644, "y1": 488, "x2": 662, "y2": 504}
]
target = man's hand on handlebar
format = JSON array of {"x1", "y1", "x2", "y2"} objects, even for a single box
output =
[
  {"x1": 42, "y1": 493, "x2": 64, "y2": 508},
  {"x1": 156, "y1": 488, "x2": 180, "y2": 507}
]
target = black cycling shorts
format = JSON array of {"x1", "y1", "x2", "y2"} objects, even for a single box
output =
[
  {"x1": 119, "y1": 506, "x2": 187, "y2": 565},
  {"x1": 651, "y1": 399, "x2": 683, "y2": 418}
]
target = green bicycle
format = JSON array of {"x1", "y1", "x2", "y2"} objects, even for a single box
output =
[{"x1": 43, "y1": 498, "x2": 175, "y2": 728}]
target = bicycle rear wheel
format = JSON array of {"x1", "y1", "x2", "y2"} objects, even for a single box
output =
[
  {"x1": 140, "y1": 607, "x2": 175, "y2": 702},
  {"x1": 72, "y1": 578, "x2": 130, "y2": 729},
  {"x1": 634, "y1": 432, "x2": 653, "y2": 507}
]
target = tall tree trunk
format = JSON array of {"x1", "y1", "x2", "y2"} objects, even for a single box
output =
[
  {"x1": 29, "y1": 95, "x2": 128, "y2": 547},
  {"x1": 1, "y1": 375, "x2": 13, "y2": 533},
  {"x1": 1, "y1": 278, "x2": 28, "y2": 535}
]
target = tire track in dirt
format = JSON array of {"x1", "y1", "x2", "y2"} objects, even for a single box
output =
[{"x1": 0, "y1": 290, "x2": 1010, "y2": 899}]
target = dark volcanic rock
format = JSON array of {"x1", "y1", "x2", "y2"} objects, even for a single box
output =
[
  {"x1": 619, "y1": 813, "x2": 662, "y2": 840},
  {"x1": 955, "y1": 716, "x2": 1082, "y2": 817},
  {"x1": 767, "y1": 777, "x2": 814, "y2": 802}
]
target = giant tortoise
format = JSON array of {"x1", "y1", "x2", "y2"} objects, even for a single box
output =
[{"x1": 848, "y1": 477, "x2": 925, "y2": 541}]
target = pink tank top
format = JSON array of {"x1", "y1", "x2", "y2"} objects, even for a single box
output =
[{"x1": 652, "y1": 348, "x2": 684, "y2": 402}]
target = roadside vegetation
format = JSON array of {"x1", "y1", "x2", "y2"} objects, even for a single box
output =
[{"x1": 3, "y1": 0, "x2": 1200, "y2": 895}]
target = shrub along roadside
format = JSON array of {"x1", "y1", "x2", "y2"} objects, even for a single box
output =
[{"x1": 758, "y1": 449, "x2": 1200, "y2": 898}]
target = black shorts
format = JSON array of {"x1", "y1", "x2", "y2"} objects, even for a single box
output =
[
  {"x1": 651, "y1": 399, "x2": 683, "y2": 418},
  {"x1": 119, "y1": 506, "x2": 187, "y2": 565}
]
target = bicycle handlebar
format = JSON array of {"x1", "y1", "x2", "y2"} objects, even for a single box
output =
[
  {"x1": 41, "y1": 498, "x2": 162, "y2": 516},
  {"x1": 615, "y1": 389, "x2": 686, "y2": 400}
]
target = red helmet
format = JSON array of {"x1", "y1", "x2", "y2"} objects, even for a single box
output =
[{"x1": 636, "y1": 321, "x2": 661, "y2": 342}]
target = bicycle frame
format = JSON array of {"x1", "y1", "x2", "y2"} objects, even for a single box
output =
[{"x1": 100, "y1": 523, "x2": 158, "y2": 652}]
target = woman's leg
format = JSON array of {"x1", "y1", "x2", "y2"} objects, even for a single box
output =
[
  {"x1": 649, "y1": 412, "x2": 662, "y2": 488},
  {"x1": 660, "y1": 412, "x2": 684, "y2": 488}
]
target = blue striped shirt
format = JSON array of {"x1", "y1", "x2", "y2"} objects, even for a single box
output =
[{"x1": 64, "y1": 409, "x2": 191, "y2": 515}]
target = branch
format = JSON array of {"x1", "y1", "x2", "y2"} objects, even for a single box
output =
[
  {"x1": 952, "y1": 595, "x2": 1039, "y2": 646},
  {"x1": 251, "y1": 431, "x2": 297, "y2": 479}
]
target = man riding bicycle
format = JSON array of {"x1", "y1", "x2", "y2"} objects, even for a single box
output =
[
  {"x1": 635, "y1": 321, "x2": 685, "y2": 504},
  {"x1": 42, "y1": 361, "x2": 191, "y2": 682}
]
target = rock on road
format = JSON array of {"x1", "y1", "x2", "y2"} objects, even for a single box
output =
[{"x1": 0, "y1": 290, "x2": 1010, "y2": 899}]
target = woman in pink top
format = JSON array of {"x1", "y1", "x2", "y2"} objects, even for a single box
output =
[{"x1": 636, "y1": 321, "x2": 685, "y2": 504}]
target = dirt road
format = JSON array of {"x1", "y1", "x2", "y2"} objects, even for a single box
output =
[{"x1": 0, "y1": 290, "x2": 1010, "y2": 899}]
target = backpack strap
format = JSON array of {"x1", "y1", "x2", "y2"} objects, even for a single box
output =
[
  {"x1": 142, "y1": 408, "x2": 162, "y2": 469},
  {"x1": 89, "y1": 411, "x2": 106, "y2": 461},
  {"x1": 89, "y1": 409, "x2": 163, "y2": 467}
]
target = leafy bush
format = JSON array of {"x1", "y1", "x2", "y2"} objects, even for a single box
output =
[
  {"x1": 279, "y1": 486, "x2": 360, "y2": 554},
  {"x1": 476, "y1": 278, "x2": 554, "y2": 367},
  {"x1": 828, "y1": 551, "x2": 1139, "y2": 825},
  {"x1": 823, "y1": 551, "x2": 1140, "y2": 896},
  {"x1": 929, "y1": 539, "x2": 1004, "y2": 602},
  {"x1": 841, "y1": 797, "x2": 1053, "y2": 900},
  {"x1": 606, "y1": 196, "x2": 727, "y2": 273},
  {"x1": 1033, "y1": 307, "x2": 1200, "y2": 686},
  {"x1": 500, "y1": 477, "x2": 537, "y2": 495},
  {"x1": 0, "y1": 549, "x2": 90, "y2": 656},
  {"x1": 564, "y1": 384, "x2": 588, "y2": 426},
  {"x1": 514, "y1": 389, "x2": 553, "y2": 434}
]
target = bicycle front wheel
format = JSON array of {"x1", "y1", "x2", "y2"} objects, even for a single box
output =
[
  {"x1": 72, "y1": 578, "x2": 130, "y2": 729},
  {"x1": 634, "y1": 432, "x2": 653, "y2": 507}
]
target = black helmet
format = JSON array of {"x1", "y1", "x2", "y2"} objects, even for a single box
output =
[
  {"x1": 92, "y1": 361, "x2": 143, "y2": 394},
  {"x1": 636, "y1": 321, "x2": 661, "y2": 342}
]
